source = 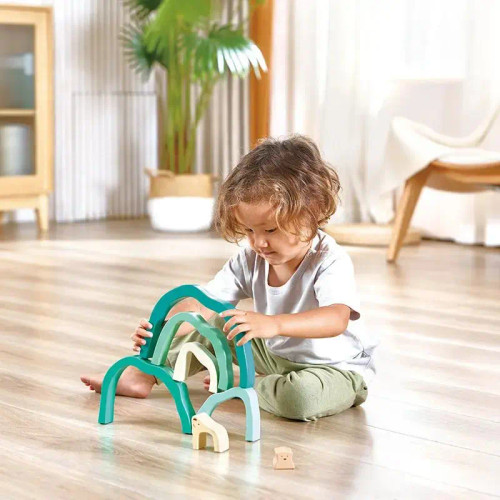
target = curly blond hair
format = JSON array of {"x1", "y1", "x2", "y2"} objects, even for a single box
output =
[{"x1": 214, "y1": 134, "x2": 341, "y2": 244}]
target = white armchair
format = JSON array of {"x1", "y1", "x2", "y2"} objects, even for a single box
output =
[{"x1": 386, "y1": 105, "x2": 500, "y2": 262}]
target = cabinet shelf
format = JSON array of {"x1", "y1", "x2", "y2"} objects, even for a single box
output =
[
  {"x1": 0, "y1": 109, "x2": 35, "y2": 117},
  {"x1": 0, "y1": 5, "x2": 53, "y2": 233}
]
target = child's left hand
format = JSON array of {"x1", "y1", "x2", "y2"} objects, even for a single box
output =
[{"x1": 220, "y1": 309, "x2": 281, "y2": 346}]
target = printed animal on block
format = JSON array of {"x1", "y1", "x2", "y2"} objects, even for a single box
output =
[
  {"x1": 273, "y1": 447, "x2": 295, "y2": 470},
  {"x1": 192, "y1": 413, "x2": 229, "y2": 453},
  {"x1": 173, "y1": 342, "x2": 219, "y2": 393},
  {"x1": 98, "y1": 284, "x2": 260, "y2": 443}
]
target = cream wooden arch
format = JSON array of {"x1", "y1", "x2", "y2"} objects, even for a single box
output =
[{"x1": 172, "y1": 342, "x2": 219, "y2": 394}]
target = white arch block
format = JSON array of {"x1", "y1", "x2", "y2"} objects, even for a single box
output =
[
  {"x1": 192, "y1": 413, "x2": 229, "y2": 453},
  {"x1": 172, "y1": 342, "x2": 219, "y2": 393}
]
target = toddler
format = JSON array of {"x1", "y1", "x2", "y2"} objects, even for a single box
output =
[{"x1": 81, "y1": 134, "x2": 378, "y2": 421}]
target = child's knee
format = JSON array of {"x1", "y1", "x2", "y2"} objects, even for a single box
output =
[
  {"x1": 258, "y1": 372, "x2": 317, "y2": 421},
  {"x1": 256, "y1": 369, "x2": 363, "y2": 421},
  {"x1": 277, "y1": 375, "x2": 314, "y2": 421}
]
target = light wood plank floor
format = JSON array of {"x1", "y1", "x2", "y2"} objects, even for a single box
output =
[{"x1": 0, "y1": 220, "x2": 499, "y2": 499}]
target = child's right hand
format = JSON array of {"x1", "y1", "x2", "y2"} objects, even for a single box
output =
[{"x1": 131, "y1": 318, "x2": 153, "y2": 352}]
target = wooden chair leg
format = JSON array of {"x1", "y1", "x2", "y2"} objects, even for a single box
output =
[
  {"x1": 387, "y1": 167, "x2": 431, "y2": 263},
  {"x1": 35, "y1": 194, "x2": 49, "y2": 233}
]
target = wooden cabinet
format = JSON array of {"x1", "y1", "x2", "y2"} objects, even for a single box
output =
[{"x1": 0, "y1": 5, "x2": 53, "y2": 232}]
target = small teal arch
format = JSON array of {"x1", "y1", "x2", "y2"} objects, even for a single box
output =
[
  {"x1": 151, "y1": 312, "x2": 233, "y2": 391},
  {"x1": 198, "y1": 387, "x2": 260, "y2": 442},
  {"x1": 141, "y1": 284, "x2": 255, "y2": 388},
  {"x1": 98, "y1": 356, "x2": 195, "y2": 434}
]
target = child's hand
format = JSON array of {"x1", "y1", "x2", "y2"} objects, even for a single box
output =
[
  {"x1": 131, "y1": 318, "x2": 153, "y2": 352},
  {"x1": 220, "y1": 309, "x2": 280, "y2": 346}
]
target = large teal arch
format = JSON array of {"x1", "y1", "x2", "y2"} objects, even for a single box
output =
[
  {"x1": 98, "y1": 356, "x2": 195, "y2": 434},
  {"x1": 150, "y1": 312, "x2": 234, "y2": 391},
  {"x1": 141, "y1": 284, "x2": 255, "y2": 388}
]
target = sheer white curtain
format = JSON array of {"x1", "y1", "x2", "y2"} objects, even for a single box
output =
[{"x1": 271, "y1": 0, "x2": 500, "y2": 244}]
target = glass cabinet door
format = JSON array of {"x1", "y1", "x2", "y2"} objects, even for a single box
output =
[{"x1": 0, "y1": 23, "x2": 35, "y2": 177}]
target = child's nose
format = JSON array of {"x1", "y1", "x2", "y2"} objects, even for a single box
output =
[{"x1": 255, "y1": 235, "x2": 269, "y2": 248}]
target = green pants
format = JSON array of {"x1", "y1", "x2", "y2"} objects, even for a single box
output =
[{"x1": 165, "y1": 314, "x2": 368, "y2": 422}]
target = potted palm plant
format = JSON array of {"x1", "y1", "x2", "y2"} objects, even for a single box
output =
[{"x1": 122, "y1": 0, "x2": 267, "y2": 231}]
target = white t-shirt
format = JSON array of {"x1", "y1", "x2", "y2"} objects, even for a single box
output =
[{"x1": 204, "y1": 229, "x2": 378, "y2": 385}]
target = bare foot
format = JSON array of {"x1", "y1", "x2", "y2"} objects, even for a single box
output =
[
  {"x1": 203, "y1": 366, "x2": 241, "y2": 391},
  {"x1": 80, "y1": 365, "x2": 156, "y2": 399}
]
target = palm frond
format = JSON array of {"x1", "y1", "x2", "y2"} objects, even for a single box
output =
[
  {"x1": 123, "y1": 0, "x2": 162, "y2": 20},
  {"x1": 120, "y1": 22, "x2": 160, "y2": 77},
  {"x1": 181, "y1": 24, "x2": 267, "y2": 81},
  {"x1": 143, "y1": 1, "x2": 212, "y2": 63},
  {"x1": 151, "y1": 0, "x2": 211, "y2": 34}
]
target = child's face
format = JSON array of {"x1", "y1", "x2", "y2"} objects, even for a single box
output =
[{"x1": 235, "y1": 201, "x2": 312, "y2": 266}]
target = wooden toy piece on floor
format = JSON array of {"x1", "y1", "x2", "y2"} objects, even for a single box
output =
[
  {"x1": 192, "y1": 413, "x2": 229, "y2": 453},
  {"x1": 273, "y1": 447, "x2": 295, "y2": 470},
  {"x1": 173, "y1": 342, "x2": 219, "y2": 393}
]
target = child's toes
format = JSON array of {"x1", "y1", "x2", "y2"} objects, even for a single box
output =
[{"x1": 80, "y1": 375, "x2": 91, "y2": 386}]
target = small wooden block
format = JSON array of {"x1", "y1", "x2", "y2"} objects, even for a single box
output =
[
  {"x1": 273, "y1": 446, "x2": 295, "y2": 470},
  {"x1": 192, "y1": 413, "x2": 229, "y2": 453}
]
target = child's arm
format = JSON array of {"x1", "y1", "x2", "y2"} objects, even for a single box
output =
[
  {"x1": 274, "y1": 304, "x2": 351, "y2": 338},
  {"x1": 221, "y1": 304, "x2": 351, "y2": 346}
]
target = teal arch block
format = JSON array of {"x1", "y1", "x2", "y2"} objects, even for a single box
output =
[
  {"x1": 198, "y1": 387, "x2": 260, "y2": 442},
  {"x1": 232, "y1": 335, "x2": 254, "y2": 390},
  {"x1": 141, "y1": 284, "x2": 255, "y2": 389},
  {"x1": 98, "y1": 356, "x2": 195, "y2": 434},
  {"x1": 150, "y1": 311, "x2": 233, "y2": 391}
]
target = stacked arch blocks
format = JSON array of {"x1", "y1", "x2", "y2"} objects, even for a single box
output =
[{"x1": 98, "y1": 285, "x2": 260, "y2": 446}]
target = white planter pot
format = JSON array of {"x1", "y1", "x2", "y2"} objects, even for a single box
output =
[{"x1": 148, "y1": 196, "x2": 215, "y2": 232}]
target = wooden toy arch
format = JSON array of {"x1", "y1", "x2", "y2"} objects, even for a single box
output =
[
  {"x1": 98, "y1": 285, "x2": 258, "y2": 435},
  {"x1": 173, "y1": 342, "x2": 219, "y2": 393},
  {"x1": 98, "y1": 356, "x2": 195, "y2": 433},
  {"x1": 150, "y1": 311, "x2": 233, "y2": 391},
  {"x1": 141, "y1": 284, "x2": 255, "y2": 388},
  {"x1": 198, "y1": 387, "x2": 260, "y2": 442},
  {"x1": 98, "y1": 311, "x2": 232, "y2": 433}
]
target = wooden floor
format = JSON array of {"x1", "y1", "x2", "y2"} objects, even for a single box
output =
[{"x1": 0, "y1": 219, "x2": 499, "y2": 499}]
